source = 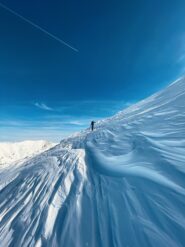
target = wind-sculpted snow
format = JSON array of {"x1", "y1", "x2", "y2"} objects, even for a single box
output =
[{"x1": 0, "y1": 77, "x2": 185, "y2": 246}]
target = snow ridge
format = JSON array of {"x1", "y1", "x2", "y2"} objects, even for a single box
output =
[{"x1": 0, "y1": 77, "x2": 185, "y2": 247}]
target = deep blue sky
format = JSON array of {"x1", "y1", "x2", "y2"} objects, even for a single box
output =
[{"x1": 0, "y1": 0, "x2": 185, "y2": 141}]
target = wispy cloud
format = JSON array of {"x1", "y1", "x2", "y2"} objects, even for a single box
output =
[
  {"x1": 175, "y1": 34, "x2": 185, "y2": 72},
  {"x1": 177, "y1": 53, "x2": 185, "y2": 64},
  {"x1": 34, "y1": 102, "x2": 54, "y2": 111}
]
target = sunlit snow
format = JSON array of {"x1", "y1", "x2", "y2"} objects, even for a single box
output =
[
  {"x1": 0, "y1": 77, "x2": 185, "y2": 247},
  {"x1": 0, "y1": 140, "x2": 56, "y2": 168}
]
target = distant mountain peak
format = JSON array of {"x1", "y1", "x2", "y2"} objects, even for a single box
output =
[{"x1": 0, "y1": 140, "x2": 56, "y2": 167}]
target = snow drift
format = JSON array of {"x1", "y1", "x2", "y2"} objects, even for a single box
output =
[{"x1": 0, "y1": 77, "x2": 185, "y2": 247}]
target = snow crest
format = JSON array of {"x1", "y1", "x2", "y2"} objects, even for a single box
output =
[{"x1": 0, "y1": 77, "x2": 185, "y2": 246}]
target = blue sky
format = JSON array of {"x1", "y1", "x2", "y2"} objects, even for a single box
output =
[{"x1": 0, "y1": 0, "x2": 185, "y2": 141}]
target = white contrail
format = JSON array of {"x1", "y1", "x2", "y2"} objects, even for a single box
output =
[{"x1": 0, "y1": 2, "x2": 78, "y2": 52}]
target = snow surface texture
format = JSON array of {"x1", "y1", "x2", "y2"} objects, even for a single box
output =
[
  {"x1": 0, "y1": 140, "x2": 56, "y2": 167},
  {"x1": 0, "y1": 77, "x2": 185, "y2": 247}
]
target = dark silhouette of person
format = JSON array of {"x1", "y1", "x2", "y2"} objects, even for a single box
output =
[{"x1": 91, "y1": 121, "x2": 96, "y2": 131}]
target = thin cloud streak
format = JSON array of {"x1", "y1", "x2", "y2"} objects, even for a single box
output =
[
  {"x1": 0, "y1": 2, "x2": 78, "y2": 52},
  {"x1": 34, "y1": 102, "x2": 54, "y2": 111}
]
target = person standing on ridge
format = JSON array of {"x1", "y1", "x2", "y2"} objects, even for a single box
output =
[{"x1": 91, "y1": 121, "x2": 96, "y2": 131}]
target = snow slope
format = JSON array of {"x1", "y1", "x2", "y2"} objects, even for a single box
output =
[
  {"x1": 0, "y1": 77, "x2": 185, "y2": 247},
  {"x1": 0, "y1": 140, "x2": 56, "y2": 167}
]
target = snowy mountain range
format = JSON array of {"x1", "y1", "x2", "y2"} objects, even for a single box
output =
[
  {"x1": 0, "y1": 77, "x2": 185, "y2": 247},
  {"x1": 0, "y1": 140, "x2": 56, "y2": 168}
]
